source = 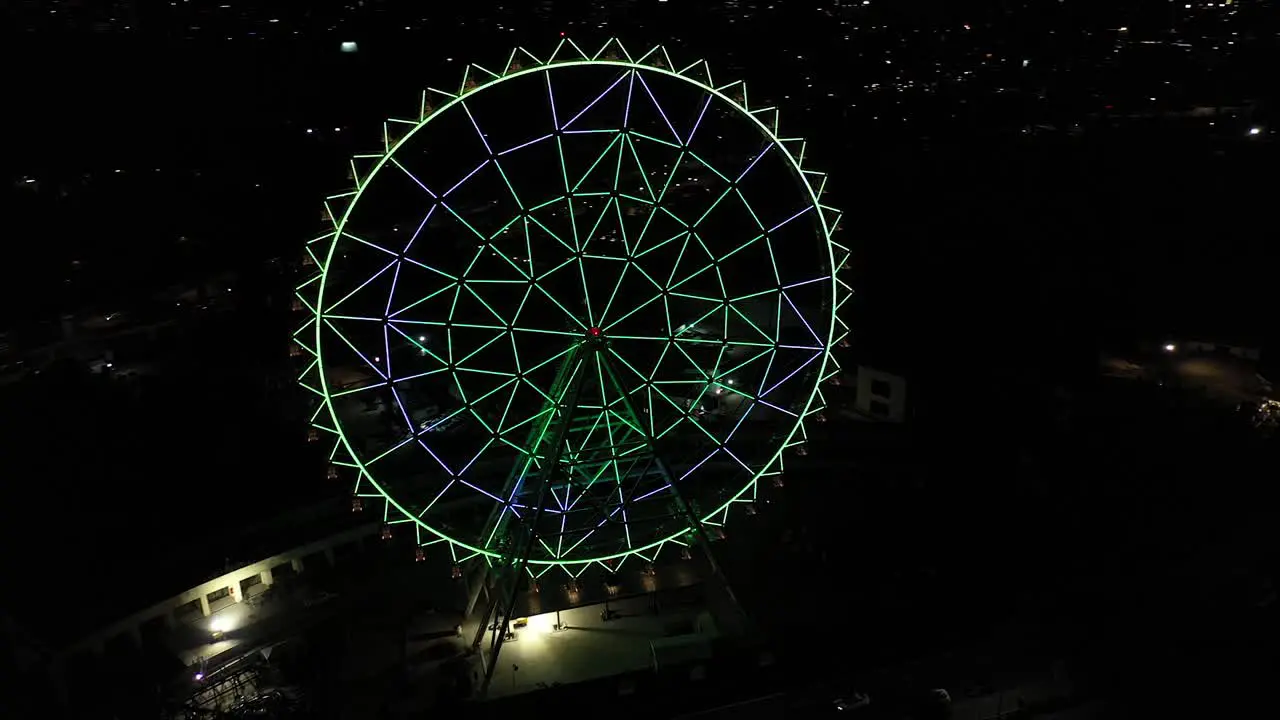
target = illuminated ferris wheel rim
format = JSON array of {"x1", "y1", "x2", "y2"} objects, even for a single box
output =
[{"x1": 299, "y1": 37, "x2": 852, "y2": 573}]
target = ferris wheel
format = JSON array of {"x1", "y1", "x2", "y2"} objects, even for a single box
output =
[{"x1": 294, "y1": 37, "x2": 849, "y2": 595}]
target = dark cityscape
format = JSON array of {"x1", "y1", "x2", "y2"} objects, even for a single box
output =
[{"x1": 1, "y1": 1, "x2": 1277, "y2": 718}]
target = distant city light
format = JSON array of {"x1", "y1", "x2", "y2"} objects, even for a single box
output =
[
  {"x1": 340, "y1": 41, "x2": 358, "y2": 53},
  {"x1": 1164, "y1": 344, "x2": 1177, "y2": 353},
  {"x1": 1248, "y1": 127, "x2": 1262, "y2": 136}
]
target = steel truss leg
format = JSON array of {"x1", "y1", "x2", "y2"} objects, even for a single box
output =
[
  {"x1": 598, "y1": 351, "x2": 749, "y2": 630},
  {"x1": 468, "y1": 338, "x2": 749, "y2": 699},
  {"x1": 474, "y1": 352, "x2": 592, "y2": 698}
]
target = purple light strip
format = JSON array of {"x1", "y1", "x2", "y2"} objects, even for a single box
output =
[
  {"x1": 545, "y1": 72, "x2": 560, "y2": 131},
  {"x1": 549, "y1": 485, "x2": 567, "y2": 511},
  {"x1": 783, "y1": 291, "x2": 822, "y2": 344},
  {"x1": 462, "y1": 103, "x2": 493, "y2": 155},
  {"x1": 633, "y1": 483, "x2": 670, "y2": 504},
  {"x1": 382, "y1": 324, "x2": 392, "y2": 378},
  {"x1": 444, "y1": 159, "x2": 489, "y2": 198},
  {"x1": 328, "y1": 260, "x2": 397, "y2": 315},
  {"x1": 758, "y1": 399, "x2": 797, "y2": 417},
  {"x1": 778, "y1": 344, "x2": 824, "y2": 351},
  {"x1": 351, "y1": 235, "x2": 402, "y2": 258},
  {"x1": 498, "y1": 133, "x2": 554, "y2": 156},
  {"x1": 390, "y1": 387, "x2": 414, "y2": 429},
  {"x1": 761, "y1": 350, "x2": 822, "y2": 399},
  {"x1": 722, "y1": 446, "x2": 753, "y2": 474},
  {"x1": 678, "y1": 447, "x2": 720, "y2": 482},
  {"x1": 402, "y1": 205, "x2": 436, "y2": 254},
  {"x1": 414, "y1": 437, "x2": 455, "y2": 475},
  {"x1": 394, "y1": 160, "x2": 439, "y2": 199},
  {"x1": 503, "y1": 461, "x2": 534, "y2": 510},
  {"x1": 623, "y1": 70, "x2": 635, "y2": 127},
  {"x1": 563, "y1": 71, "x2": 630, "y2": 129},
  {"x1": 737, "y1": 142, "x2": 773, "y2": 181},
  {"x1": 686, "y1": 95, "x2": 712, "y2": 146},
  {"x1": 769, "y1": 205, "x2": 814, "y2": 234},
  {"x1": 384, "y1": 263, "x2": 402, "y2": 317},
  {"x1": 635, "y1": 73, "x2": 682, "y2": 144},
  {"x1": 390, "y1": 369, "x2": 442, "y2": 383},
  {"x1": 783, "y1": 275, "x2": 830, "y2": 291},
  {"x1": 457, "y1": 478, "x2": 505, "y2": 504},
  {"x1": 723, "y1": 401, "x2": 755, "y2": 443}
]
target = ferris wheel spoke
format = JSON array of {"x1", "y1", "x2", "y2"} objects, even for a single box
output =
[
  {"x1": 782, "y1": 291, "x2": 824, "y2": 346},
  {"x1": 596, "y1": 256, "x2": 633, "y2": 327},
  {"x1": 686, "y1": 93, "x2": 713, "y2": 147},
  {"x1": 400, "y1": 205, "x2": 437, "y2": 256},
  {"x1": 532, "y1": 282, "x2": 588, "y2": 332},
  {"x1": 322, "y1": 319, "x2": 387, "y2": 380},
  {"x1": 452, "y1": 331, "x2": 510, "y2": 369},
  {"x1": 726, "y1": 304, "x2": 776, "y2": 345},
  {"x1": 576, "y1": 193, "x2": 615, "y2": 257},
  {"x1": 713, "y1": 344, "x2": 775, "y2": 383},
  {"x1": 460, "y1": 284, "x2": 512, "y2": 327},
  {"x1": 570, "y1": 134, "x2": 625, "y2": 195},
  {"x1": 526, "y1": 214, "x2": 578, "y2": 257},
  {"x1": 760, "y1": 349, "x2": 823, "y2": 400},
  {"x1": 604, "y1": 347, "x2": 651, "y2": 388},
  {"x1": 768, "y1": 204, "x2": 816, "y2": 235},
  {"x1": 321, "y1": 258, "x2": 398, "y2": 314},
  {"x1": 623, "y1": 135, "x2": 657, "y2": 201},
  {"x1": 716, "y1": 232, "x2": 767, "y2": 265},
  {"x1": 416, "y1": 479, "x2": 457, "y2": 519},
  {"x1": 562, "y1": 69, "x2": 631, "y2": 131},
  {"x1": 688, "y1": 150, "x2": 734, "y2": 187},
  {"x1": 632, "y1": 72, "x2": 682, "y2": 146},
  {"x1": 734, "y1": 188, "x2": 769, "y2": 235},
  {"x1": 782, "y1": 275, "x2": 832, "y2": 291},
  {"x1": 462, "y1": 101, "x2": 527, "y2": 212},
  {"x1": 498, "y1": 133, "x2": 555, "y2": 157},
  {"x1": 443, "y1": 159, "x2": 490, "y2": 199},
  {"x1": 329, "y1": 381, "x2": 389, "y2": 398},
  {"x1": 600, "y1": 291, "x2": 663, "y2": 333},
  {"x1": 734, "y1": 142, "x2": 773, "y2": 185},
  {"x1": 388, "y1": 157, "x2": 439, "y2": 199}
]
